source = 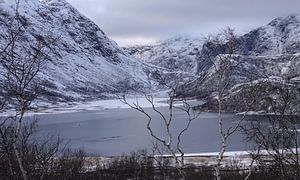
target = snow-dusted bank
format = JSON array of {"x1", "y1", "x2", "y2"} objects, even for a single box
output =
[
  {"x1": 158, "y1": 148, "x2": 300, "y2": 167},
  {"x1": 84, "y1": 149, "x2": 300, "y2": 171},
  {"x1": 1, "y1": 97, "x2": 173, "y2": 117}
]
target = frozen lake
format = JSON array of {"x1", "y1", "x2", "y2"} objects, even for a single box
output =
[{"x1": 34, "y1": 102, "x2": 252, "y2": 156}]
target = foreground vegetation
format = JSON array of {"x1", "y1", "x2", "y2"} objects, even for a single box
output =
[{"x1": 1, "y1": 140, "x2": 299, "y2": 180}]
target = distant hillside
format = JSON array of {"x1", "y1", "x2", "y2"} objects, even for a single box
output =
[
  {"x1": 124, "y1": 36, "x2": 203, "y2": 73},
  {"x1": 126, "y1": 15, "x2": 300, "y2": 112}
]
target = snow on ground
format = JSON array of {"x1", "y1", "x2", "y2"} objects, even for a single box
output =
[
  {"x1": 154, "y1": 148, "x2": 300, "y2": 167},
  {"x1": 82, "y1": 148, "x2": 300, "y2": 171},
  {"x1": 65, "y1": 97, "x2": 169, "y2": 111},
  {"x1": 1, "y1": 97, "x2": 172, "y2": 117},
  {"x1": 2, "y1": 96, "x2": 202, "y2": 117}
]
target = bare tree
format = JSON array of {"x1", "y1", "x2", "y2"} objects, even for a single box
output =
[
  {"x1": 0, "y1": 1, "x2": 54, "y2": 179},
  {"x1": 202, "y1": 28, "x2": 258, "y2": 180},
  {"x1": 241, "y1": 83, "x2": 300, "y2": 180},
  {"x1": 0, "y1": 118, "x2": 62, "y2": 180},
  {"x1": 120, "y1": 75, "x2": 200, "y2": 178}
]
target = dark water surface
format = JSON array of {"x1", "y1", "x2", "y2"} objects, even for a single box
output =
[{"x1": 35, "y1": 107, "x2": 251, "y2": 156}]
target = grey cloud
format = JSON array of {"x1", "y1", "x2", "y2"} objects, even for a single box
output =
[{"x1": 66, "y1": 0, "x2": 300, "y2": 45}]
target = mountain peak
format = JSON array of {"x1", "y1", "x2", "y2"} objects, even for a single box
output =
[
  {"x1": 268, "y1": 14, "x2": 300, "y2": 28},
  {"x1": 237, "y1": 14, "x2": 300, "y2": 55}
]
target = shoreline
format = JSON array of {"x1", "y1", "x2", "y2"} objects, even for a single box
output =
[{"x1": 1, "y1": 97, "x2": 202, "y2": 117}]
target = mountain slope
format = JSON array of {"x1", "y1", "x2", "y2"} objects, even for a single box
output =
[
  {"x1": 125, "y1": 14, "x2": 300, "y2": 112},
  {"x1": 0, "y1": 0, "x2": 151, "y2": 101},
  {"x1": 238, "y1": 14, "x2": 300, "y2": 56},
  {"x1": 191, "y1": 15, "x2": 300, "y2": 112},
  {"x1": 124, "y1": 36, "x2": 203, "y2": 73}
]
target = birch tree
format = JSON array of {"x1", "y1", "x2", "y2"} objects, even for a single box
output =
[
  {"x1": 0, "y1": 1, "x2": 53, "y2": 179},
  {"x1": 120, "y1": 75, "x2": 200, "y2": 178},
  {"x1": 202, "y1": 28, "x2": 256, "y2": 180}
]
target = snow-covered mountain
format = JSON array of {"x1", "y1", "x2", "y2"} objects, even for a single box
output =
[
  {"x1": 0, "y1": 0, "x2": 153, "y2": 101},
  {"x1": 196, "y1": 14, "x2": 300, "y2": 82},
  {"x1": 191, "y1": 15, "x2": 300, "y2": 112},
  {"x1": 124, "y1": 36, "x2": 203, "y2": 73},
  {"x1": 125, "y1": 15, "x2": 300, "y2": 112},
  {"x1": 1, "y1": 0, "x2": 299, "y2": 112},
  {"x1": 238, "y1": 14, "x2": 300, "y2": 56}
]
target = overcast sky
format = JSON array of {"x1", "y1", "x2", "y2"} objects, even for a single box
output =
[{"x1": 66, "y1": 0, "x2": 300, "y2": 46}]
